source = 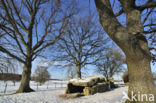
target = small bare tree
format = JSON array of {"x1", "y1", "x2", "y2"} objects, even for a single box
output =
[
  {"x1": 52, "y1": 15, "x2": 109, "y2": 78},
  {"x1": 66, "y1": 64, "x2": 77, "y2": 79},
  {"x1": 34, "y1": 66, "x2": 51, "y2": 86},
  {"x1": 95, "y1": 49, "x2": 125, "y2": 81}
]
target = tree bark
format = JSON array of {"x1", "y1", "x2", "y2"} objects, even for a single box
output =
[
  {"x1": 77, "y1": 65, "x2": 81, "y2": 79},
  {"x1": 125, "y1": 56, "x2": 156, "y2": 103},
  {"x1": 124, "y1": 40, "x2": 156, "y2": 103},
  {"x1": 124, "y1": 10, "x2": 156, "y2": 103},
  {"x1": 16, "y1": 64, "x2": 34, "y2": 93},
  {"x1": 94, "y1": 0, "x2": 156, "y2": 102}
]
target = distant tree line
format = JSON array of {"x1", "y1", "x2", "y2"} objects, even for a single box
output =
[{"x1": 0, "y1": 73, "x2": 21, "y2": 81}]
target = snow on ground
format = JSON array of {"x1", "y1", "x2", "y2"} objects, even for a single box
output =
[
  {"x1": 0, "y1": 80, "x2": 127, "y2": 103},
  {"x1": 0, "y1": 80, "x2": 68, "y2": 95},
  {"x1": 0, "y1": 87, "x2": 128, "y2": 103}
]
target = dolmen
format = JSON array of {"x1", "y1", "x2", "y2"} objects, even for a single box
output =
[
  {"x1": 60, "y1": 76, "x2": 118, "y2": 98},
  {"x1": 65, "y1": 76, "x2": 109, "y2": 96}
]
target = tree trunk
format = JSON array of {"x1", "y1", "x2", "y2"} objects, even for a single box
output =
[
  {"x1": 122, "y1": 36, "x2": 156, "y2": 103},
  {"x1": 77, "y1": 65, "x2": 81, "y2": 79},
  {"x1": 104, "y1": 74, "x2": 109, "y2": 82},
  {"x1": 16, "y1": 64, "x2": 34, "y2": 93},
  {"x1": 125, "y1": 55, "x2": 156, "y2": 103},
  {"x1": 94, "y1": 1, "x2": 156, "y2": 102}
]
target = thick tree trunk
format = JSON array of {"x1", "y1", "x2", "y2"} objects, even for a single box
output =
[
  {"x1": 125, "y1": 55, "x2": 156, "y2": 103},
  {"x1": 123, "y1": 37, "x2": 156, "y2": 103},
  {"x1": 94, "y1": 1, "x2": 156, "y2": 102},
  {"x1": 16, "y1": 64, "x2": 34, "y2": 93},
  {"x1": 77, "y1": 65, "x2": 81, "y2": 79}
]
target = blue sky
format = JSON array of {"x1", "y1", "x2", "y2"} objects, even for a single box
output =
[
  {"x1": 16, "y1": 0, "x2": 156, "y2": 80},
  {"x1": 49, "y1": 0, "x2": 155, "y2": 79},
  {"x1": 27, "y1": 59, "x2": 156, "y2": 80}
]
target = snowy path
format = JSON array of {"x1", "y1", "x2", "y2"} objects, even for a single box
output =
[{"x1": 0, "y1": 87, "x2": 128, "y2": 103}]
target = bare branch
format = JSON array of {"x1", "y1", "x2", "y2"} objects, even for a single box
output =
[
  {"x1": 143, "y1": 8, "x2": 154, "y2": 24},
  {"x1": 115, "y1": 9, "x2": 124, "y2": 17},
  {"x1": 143, "y1": 23, "x2": 156, "y2": 27},
  {"x1": 144, "y1": 30, "x2": 156, "y2": 34},
  {"x1": 1, "y1": 0, "x2": 27, "y2": 46},
  {"x1": 95, "y1": 0, "x2": 127, "y2": 42},
  {"x1": 33, "y1": 32, "x2": 64, "y2": 55},
  {"x1": 10, "y1": 0, "x2": 27, "y2": 31},
  {"x1": 119, "y1": 0, "x2": 135, "y2": 12},
  {"x1": 0, "y1": 46, "x2": 25, "y2": 63},
  {"x1": 137, "y1": 1, "x2": 156, "y2": 11}
]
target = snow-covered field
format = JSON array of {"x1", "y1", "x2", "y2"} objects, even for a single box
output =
[
  {"x1": 0, "y1": 80, "x2": 127, "y2": 103},
  {"x1": 0, "y1": 80, "x2": 68, "y2": 95}
]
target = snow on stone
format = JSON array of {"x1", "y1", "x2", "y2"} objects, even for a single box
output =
[{"x1": 69, "y1": 76, "x2": 102, "y2": 83}]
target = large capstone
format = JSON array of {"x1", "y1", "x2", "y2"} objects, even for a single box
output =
[{"x1": 64, "y1": 76, "x2": 110, "y2": 97}]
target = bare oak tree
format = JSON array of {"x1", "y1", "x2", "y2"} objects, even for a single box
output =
[
  {"x1": 52, "y1": 16, "x2": 109, "y2": 78},
  {"x1": 94, "y1": 0, "x2": 156, "y2": 102},
  {"x1": 34, "y1": 66, "x2": 50, "y2": 86},
  {"x1": 0, "y1": 0, "x2": 75, "y2": 93},
  {"x1": 65, "y1": 64, "x2": 77, "y2": 79},
  {"x1": 95, "y1": 49, "x2": 124, "y2": 81}
]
